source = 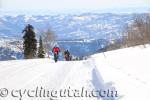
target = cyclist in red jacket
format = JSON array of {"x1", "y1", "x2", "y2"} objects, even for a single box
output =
[{"x1": 52, "y1": 46, "x2": 60, "y2": 62}]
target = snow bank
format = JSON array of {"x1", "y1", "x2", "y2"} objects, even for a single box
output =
[{"x1": 91, "y1": 45, "x2": 150, "y2": 100}]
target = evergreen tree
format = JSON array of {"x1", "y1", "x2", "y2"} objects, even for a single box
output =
[
  {"x1": 23, "y1": 24, "x2": 37, "y2": 59},
  {"x1": 38, "y1": 36, "x2": 45, "y2": 58}
]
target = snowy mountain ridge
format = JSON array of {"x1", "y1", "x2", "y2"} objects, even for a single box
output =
[{"x1": 0, "y1": 38, "x2": 23, "y2": 60}]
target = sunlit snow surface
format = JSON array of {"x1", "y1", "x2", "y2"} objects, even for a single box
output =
[
  {"x1": 0, "y1": 45, "x2": 150, "y2": 100},
  {"x1": 91, "y1": 45, "x2": 150, "y2": 100},
  {"x1": 0, "y1": 59, "x2": 102, "y2": 100}
]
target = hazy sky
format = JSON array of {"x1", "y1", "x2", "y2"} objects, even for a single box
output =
[{"x1": 1, "y1": 0, "x2": 150, "y2": 11}]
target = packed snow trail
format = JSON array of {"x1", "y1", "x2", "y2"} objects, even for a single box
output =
[{"x1": 0, "y1": 59, "x2": 108, "y2": 100}]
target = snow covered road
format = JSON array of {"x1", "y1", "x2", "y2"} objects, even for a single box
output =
[
  {"x1": 1, "y1": 45, "x2": 148, "y2": 100},
  {"x1": 0, "y1": 59, "x2": 106, "y2": 100}
]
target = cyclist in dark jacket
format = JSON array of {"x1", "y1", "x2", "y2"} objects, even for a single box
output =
[{"x1": 63, "y1": 50, "x2": 71, "y2": 61}]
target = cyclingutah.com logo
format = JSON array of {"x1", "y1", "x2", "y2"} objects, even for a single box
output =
[{"x1": 0, "y1": 86, "x2": 118, "y2": 100}]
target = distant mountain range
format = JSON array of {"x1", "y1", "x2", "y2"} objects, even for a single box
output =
[
  {"x1": 0, "y1": 13, "x2": 137, "y2": 60},
  {"x1": 0, "y1": 13, "x2": 134, "y2": 40}
]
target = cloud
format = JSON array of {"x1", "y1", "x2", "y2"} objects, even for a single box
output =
[{"x1": 1, "y1": 0, "x2": 149, "y2": 11}]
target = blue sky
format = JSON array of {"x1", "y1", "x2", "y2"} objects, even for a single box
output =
[{"x1": 0, "y1": 0, "x2": 150, "y2": 12}]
